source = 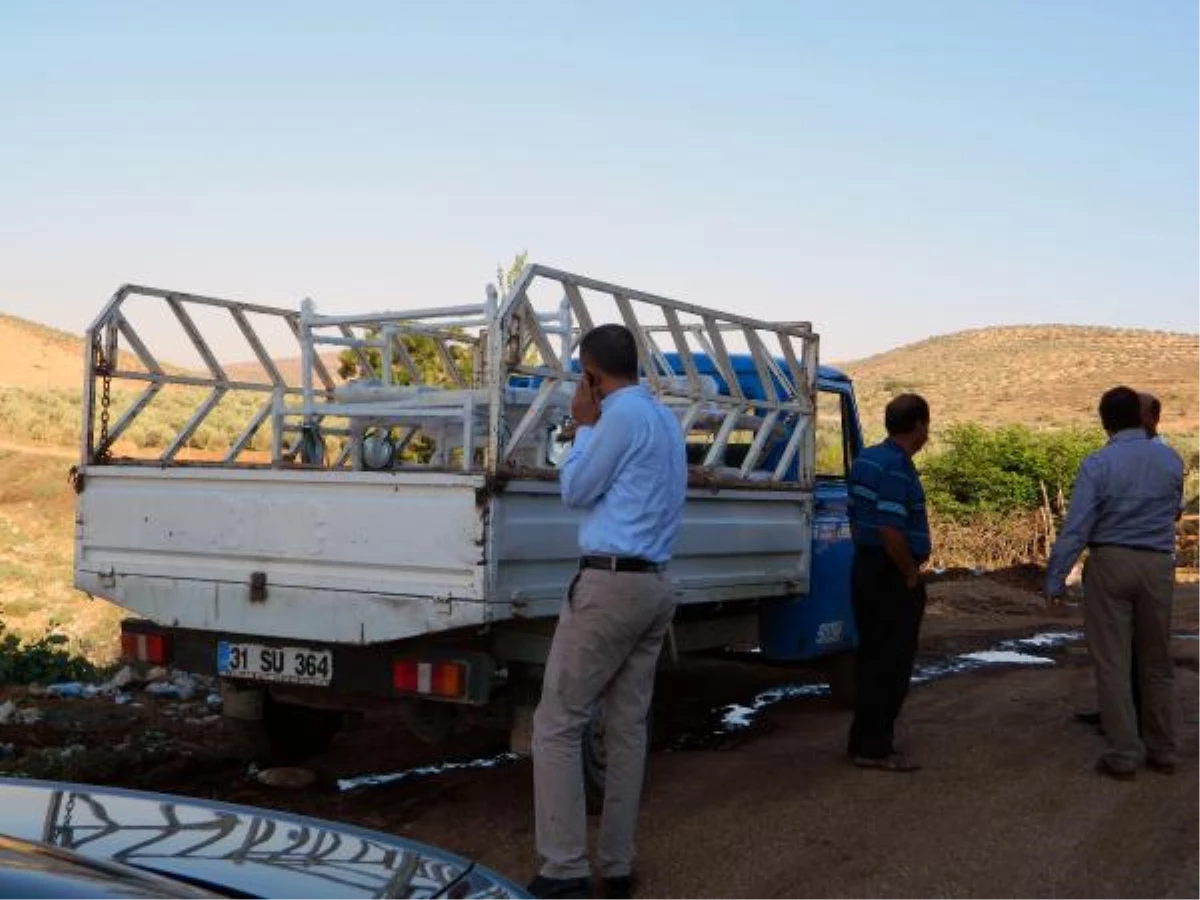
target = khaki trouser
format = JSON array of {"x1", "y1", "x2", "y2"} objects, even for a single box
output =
[
  {"x1": 532, "y1": 568, "x2": 675, "y2": 880},
  {"x1": 1083, "y1": 545, "x2": 1177, "y2": 770}
]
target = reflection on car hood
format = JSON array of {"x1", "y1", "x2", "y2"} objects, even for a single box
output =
[{"x1": 0, "y1": 777, "x2": 526, "y2": 898}]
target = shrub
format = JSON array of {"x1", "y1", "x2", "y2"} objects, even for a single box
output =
[
  {"x1": 0, "y1": 626, "x2": 102, "y2": 685},
  {"x1": 921, "y1": 424, "x2": 1104, "y2": 519}
]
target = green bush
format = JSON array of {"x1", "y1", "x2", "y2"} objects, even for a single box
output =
[
  {"x1": 921, "y1": 424, "x2": 1104, "y2": 519},
  {"x1": 0, "y1": 626, "x2": 102, "y2": 685}
]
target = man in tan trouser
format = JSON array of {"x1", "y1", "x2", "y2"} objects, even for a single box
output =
[
  {"x1": 1046, "y1": 386, "x2": 1184, "y2": 779},
  {"x1": 528, "y1": 324, "x2": 687, "y2": 899},
  {"x1": 1074, "y1": 391, "x2": 1166, "y2": 732}
]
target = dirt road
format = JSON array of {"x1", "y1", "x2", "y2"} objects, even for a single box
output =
[
  {"x1": 2, "y1": 576, "x2": 1196, "y2": 898},
  {"x1": 359, "y1": 584, "x2": 1199, "y2": 899}
]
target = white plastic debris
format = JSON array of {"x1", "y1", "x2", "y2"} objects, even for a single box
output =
[
  {"x1": 114, "y1": 692, "x2": 134, "y2": 705},
  {"x1": 104, "y1": 666, "x2": 139, "y2": 692},
  {"x1": 959, "y1": 650, "x2": 1054, "y2": 666},
  {"x1": 206, "y1": 693, "x2": 222, "y2": 709},
  {"x1": 16, "y1": 708, "x2": 42, "y2": 725},
  {"x1": 145, "y1": 666, "x2": 169, "y2": 683},
  {"x1": 0, "y1": 701, "x2": 15, "y2": 724},
  {"x1": 171, "y1": 673, "x2": 198, "y2": 701},
  {"x1": 145, "y1": 682, "x2": 181, "y2": 698}
]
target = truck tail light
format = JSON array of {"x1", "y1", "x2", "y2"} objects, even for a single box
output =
[
  {"x1": 392, "y1": 659, "x2": 468, "y2": 700},
  {"x1": 121, "y1": 632, "x2": 169, "y2": 665}
]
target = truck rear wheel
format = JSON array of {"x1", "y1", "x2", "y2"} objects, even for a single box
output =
[
  {"x1": 220, "y1": 687, "x2": 344, "y2": 765},
  {"x1": 262, "y1": 697, "x2": 345, "y2": 763}
]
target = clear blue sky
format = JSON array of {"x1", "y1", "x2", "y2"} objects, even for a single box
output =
[{"x1": 1, "y1": 0, "x2": 1196, "y2": 362}]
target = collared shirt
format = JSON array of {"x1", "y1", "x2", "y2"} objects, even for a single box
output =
[
  {"x1": 847, "y1": 438, "x2": 931, "y2": 560},
  {"x1": 1045, "y1": 429, "x2": 1185, "y2": 595},
  {"x1": 560, "y1": 385, "x2": 688, "y2": 564}
]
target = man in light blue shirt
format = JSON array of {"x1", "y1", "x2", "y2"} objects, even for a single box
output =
[
  {"x1": 529, "y1": 324, "x2": 686, "y2": 900},
  {"x1": 1045, "y1": 386, "x2": 1184, "y2": 780},
  {"x1": 1074, "y1": 391, "x2": 1171, "y2": 735}
]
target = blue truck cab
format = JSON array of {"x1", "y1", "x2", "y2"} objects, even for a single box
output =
[{"x1": 654, "y1": 353, "x2": 865, "y2": 666}]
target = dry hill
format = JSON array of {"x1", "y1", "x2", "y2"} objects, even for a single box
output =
[
  {"x1": 840, "y1": 325, "x2": 1198, "y2": 435},
  {"x1": 2, "y1": 313, "x2": 1196, "y2": 436},
  {"x1": 224, "y1": 352, "x2": 347, "y2": 386},
  {"x1": 0, "y1": 313, "x2": 90, "y2": 390}
]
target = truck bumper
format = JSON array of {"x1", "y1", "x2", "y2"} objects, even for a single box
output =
[{"x1": 119, "y1": 618, "x2": 494, "y2": 706}]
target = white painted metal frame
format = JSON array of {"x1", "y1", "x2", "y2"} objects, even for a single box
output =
[
  {"x1": 488, "y1": 265, "x2": 818, "y2": 486},
  {"x1": 81, "y1": 286, "x2": 310, "y2": 466},
  {"x1": 82, "y1": 265, "x2": 818, "y2": 486}
]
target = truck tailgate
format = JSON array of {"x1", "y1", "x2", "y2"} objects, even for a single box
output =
[{"x1": 75, "y1": 467, "x2": 489, "y2": 643}]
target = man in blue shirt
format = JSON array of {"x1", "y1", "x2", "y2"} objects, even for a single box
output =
[
  {"x1": 1075, "y1": 390, "x2": 1165, "y2": 733},
  {"x1": 529, "y1": 324, "x2": 687, "y2": 900},
  {"x1": 845, "y1": 394, "x2": 931, "y2": 773},
  {"x1": 1046, "y1": 386, "x2": 1184, "y2": 780}
]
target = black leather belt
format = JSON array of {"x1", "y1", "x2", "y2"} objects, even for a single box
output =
[
  {"x1": 1088, "y1": 542, "x2": 1172, "y2": 556},
  {"x1": 579, "y1": 555, "x2": 666, "y2": 573}
]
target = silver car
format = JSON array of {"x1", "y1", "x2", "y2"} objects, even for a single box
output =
[{"x1": 0, "y1": 776, "x2": 528, "y2": 898}]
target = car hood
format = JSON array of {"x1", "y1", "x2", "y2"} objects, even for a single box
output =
[{"x1": 0, "y1": 777, "x2": 526, "y2": 898}]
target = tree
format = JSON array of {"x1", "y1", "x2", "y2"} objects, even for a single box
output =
[
  {"x1": 333, "y1": 251, "x2": 530, "y2": 464},
  {"x1": 337, "y1": 251, "x2": 529, "y2": 384},
  {"x1": 497, "y1": 251, "x2": 528, "y2": 296}
]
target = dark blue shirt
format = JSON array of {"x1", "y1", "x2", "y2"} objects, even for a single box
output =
[{"x1": 847, "y1": 438, "x2": 931, "y2": 560}]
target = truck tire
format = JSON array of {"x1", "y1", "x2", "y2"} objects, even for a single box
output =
[
  {"x1": 399, "y1": 697, "x2": 456, "y2": 744},
  {"x1": 582, "y1": 702, "x2": 653, "y2": 816},
  {"x1": 224, "y1": 695, "x2": 344, "y2": 765},
  {"x1": 823, "y1": 650, "x2": 857, "y2": 709},
  {"x1": 262, "y1": 697, "x2": 345, "y2": 763}
]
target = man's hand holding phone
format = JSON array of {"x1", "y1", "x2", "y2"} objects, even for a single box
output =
[{"x1": 571, "y1": 373, "x2": 601, "y2": 427}]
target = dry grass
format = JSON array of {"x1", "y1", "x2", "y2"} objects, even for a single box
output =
[
  {"x1": 0, "y1": 314, "x2": 91, "y2": 391},
  {"x1": 928, "y1": 509, "x2": 1050, "y2": 572},
  {"x1": 841, "y1": 325, "x2": 1199, "y2": 437},
  {"x1": 0, "y1": 448, "x2": 123, "y2": 662}
]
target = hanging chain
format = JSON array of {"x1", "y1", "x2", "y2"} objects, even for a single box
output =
[
  {"x1": 94, "y1": 336, "x2": 113, "y2": 463},
  {"x1": 54, "y1": 792, "x2": 78, "y2": 846}
]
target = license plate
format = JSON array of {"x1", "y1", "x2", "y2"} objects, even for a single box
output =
[{"x1": 217, "y1": 641, "x2": 333, "y2": 686}]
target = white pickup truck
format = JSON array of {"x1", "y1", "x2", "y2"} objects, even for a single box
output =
[{"x1": 72, "y1": 264, "x2": 864, "y2": 799}]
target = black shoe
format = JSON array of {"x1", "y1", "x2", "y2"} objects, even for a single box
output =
[
  {"x1": 603, "y1": 874, "x2": 638, "y2": 899},
  {"x1": 527, "y1": 875, "x2": 592, "y2": 899}
]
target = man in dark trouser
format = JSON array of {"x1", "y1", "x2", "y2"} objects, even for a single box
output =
[
  {"x1": 1046, "y1": 386, "x2": 1183, "y2": 780},
  {"x1": 846, "y1": 394, "x2": 931, "y2": 773}
]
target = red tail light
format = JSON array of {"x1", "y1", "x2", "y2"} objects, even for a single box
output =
[
  {"x1": 392, "y1": 659, "x2": 468, "y2": 700},
  {"x1": 121, "y1": 632, "x2": 169, "y2": 665}
]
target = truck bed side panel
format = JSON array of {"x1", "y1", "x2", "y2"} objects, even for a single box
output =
[{"x1": 490, "y1": 481, "x2": 812, "y2": 620}]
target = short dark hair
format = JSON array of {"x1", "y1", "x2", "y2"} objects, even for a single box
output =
[
  {"x1": 1098, "y1": 386, "x2": 1142, "y2": 433},
  {"x1": 885, "y1": 393, "x2": 930, "y2": 436},
  {"x1": 579, "y1": 324, "x2": 639, "y2": 380}
]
